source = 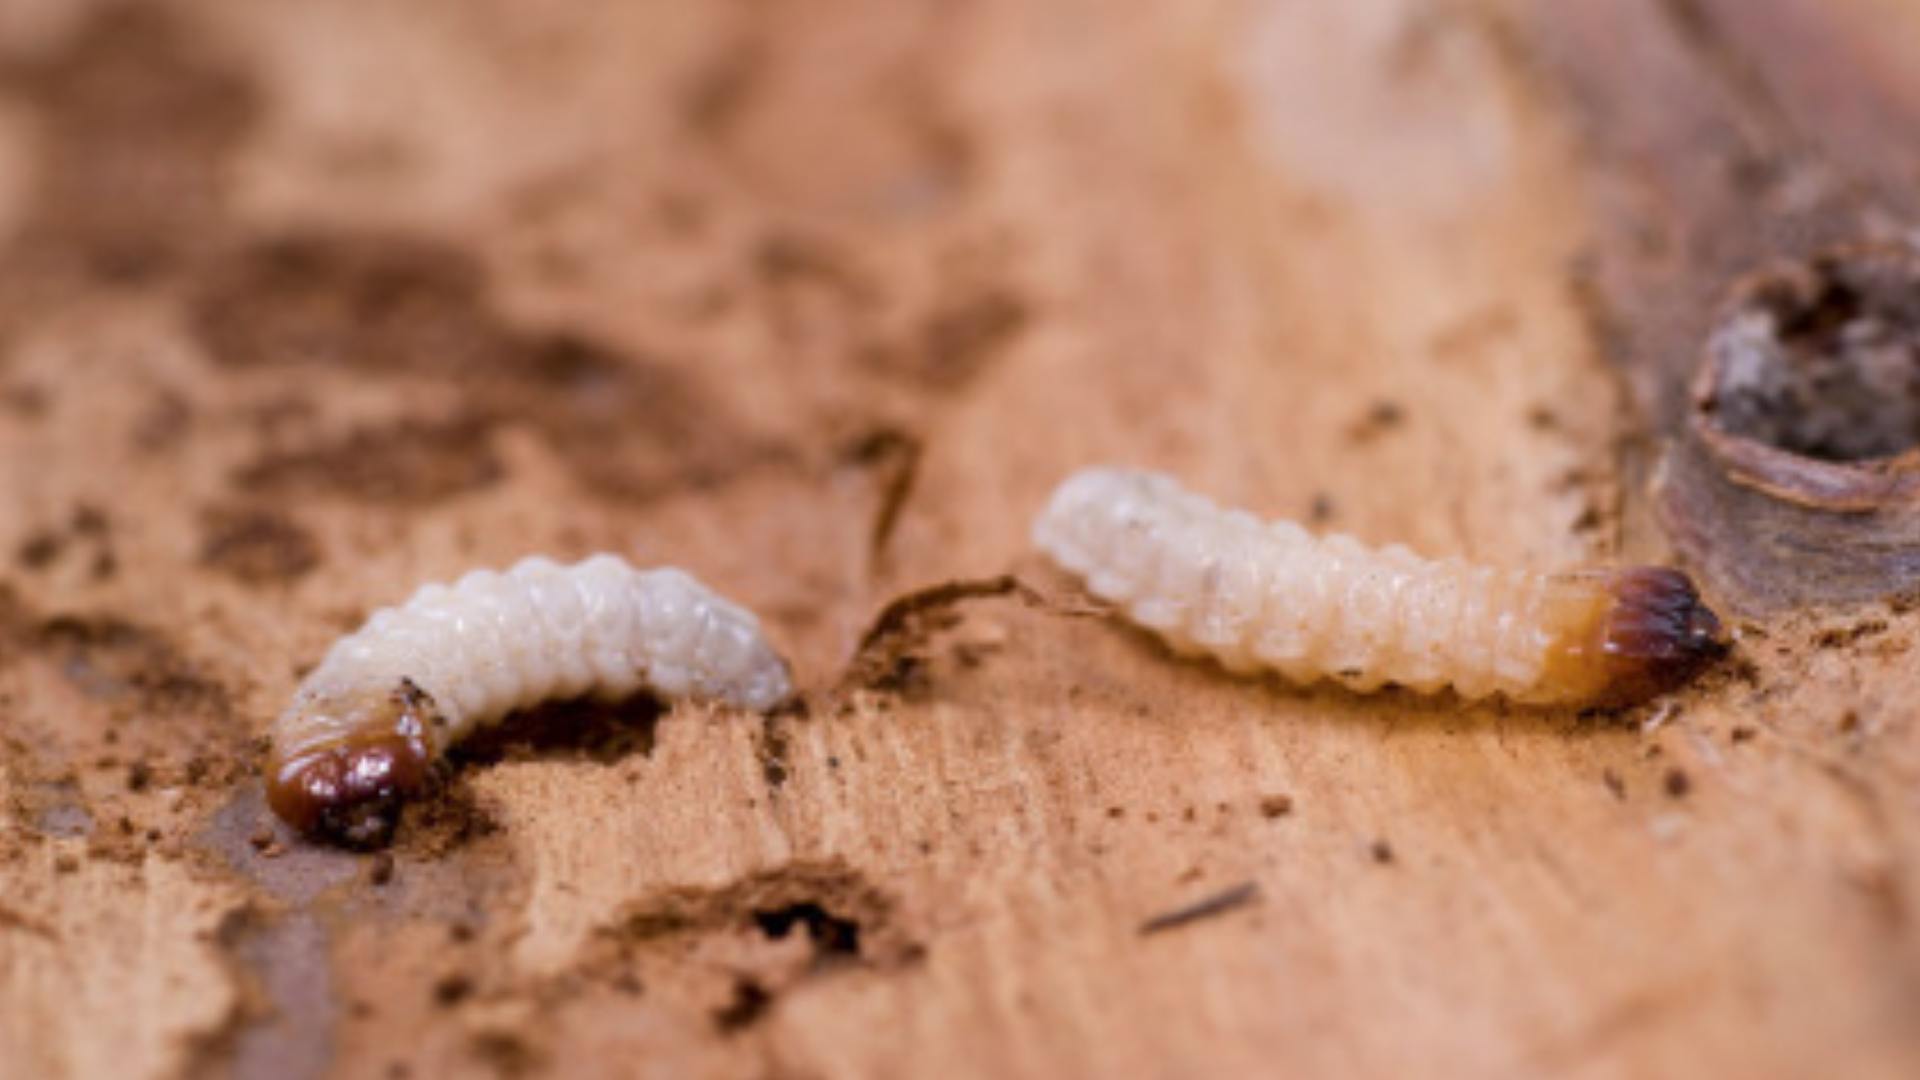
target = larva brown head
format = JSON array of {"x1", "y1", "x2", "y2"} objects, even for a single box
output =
[
  {"x1": 265, "y1": 680, "x2": 441, "y2": 849},
  {"x1": 1542, "y1": 568, "x2": 1729, "y2": 706}
]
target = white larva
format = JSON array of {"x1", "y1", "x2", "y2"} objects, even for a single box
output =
[
  {"x1": 267, "y1": 554, "x2": 791, "y2": 846},
  {"x1": 1033, "y1": 467, "x2": 1725, "y2": 705}
]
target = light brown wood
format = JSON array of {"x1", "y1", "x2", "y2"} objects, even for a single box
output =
[{"x1": 3, "y1": 2, "x2": 1919, "y2": 1078}]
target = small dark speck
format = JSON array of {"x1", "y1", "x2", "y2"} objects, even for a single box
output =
[
  {"x1": 1729, "y1": 725, "x2": 1757, "y2": 744},
  {"x1": 1309, "y1": 494, "x2": 1336, "y2": 523},
  {"x1": 370, "y1": 853, "x2": 396, "y2": 885},
  {"x1": 1663, "y1": 767, "x2": 1691, "y2": 799},
  {"x1": 1259, "y1": 794, "x2": 1294, "y2": 818},
  {"x1": 2, "y1": 382, "x2": 50, "y2": 417},
  {"x1": 1602, "y1": 769, "x2": 1626, "y2": 800},
  {"x1": 433, "y1": 973, "x2": 474, "y2": 1007},
  {"x1": 16, "y1": 532, "x2": 60, "y2": 569},
  {"x1": 1369, "y1": 839, "x2": 1395, "y2": 865},
  {"x1": 713, "y1": 977, "x2": 772, "y2": 1033},
  {"x1": 248, "y1": 827, "x2": 275, "y2": 852}
]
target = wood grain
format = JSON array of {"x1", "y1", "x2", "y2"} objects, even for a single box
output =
[{"x1": 1, "y1": 2, "x2": 1917, "y2": 1078}]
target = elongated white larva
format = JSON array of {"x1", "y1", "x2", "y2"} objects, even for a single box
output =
[
  {"x1": 1034, "y1": 467, "x2": 1725, "y2": 705},
  {"x1": 267, "y1": 555, "x2": 792, "y2": 847}
]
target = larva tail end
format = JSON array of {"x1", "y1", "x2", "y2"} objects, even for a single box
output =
[
  {"x1": 266, "y1": 681, "x2": 442, "y2": 850},
  {"x1": 1543, "y1": 568, "x2": 1727, "y2": 706}
]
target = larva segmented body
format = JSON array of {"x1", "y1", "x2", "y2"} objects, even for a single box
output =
[
  {"x1": 267, "y1": 555, "x2": 792, "y2": 847},
  {"x1": 1034, "y1": 467, "x2": 1725, "y2": 705}
]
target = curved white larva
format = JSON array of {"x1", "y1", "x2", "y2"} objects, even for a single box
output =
[
  {"x1": 283, "y1": 554, "x2": 791, "y2": 745},
  {"x1": 1033, "y1": 466, "x2": 1722, "y2": 704},
  {"x1": 267, "y1": 555, "x2": 791, "y2": 845}
]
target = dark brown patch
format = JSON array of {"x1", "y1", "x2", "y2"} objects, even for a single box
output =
[
  {"x1": 390, "y1": 778, "x2": 500, "y2": 859},
  {"x1": 754, "y1": 231, "x2": 873, "y2": 299},
  {"x1": 196, "y1": 233, "x2": 784, "y2": 504},
  {"x1": 236, "y1": 417, "x2": 503, "y2": 505},
  {"x1": 467, "y1": 1030, "x2": 543, "y2": 1079},
  {"x1": 680, "y1": 21, "x2": 765, "y2": 139},
  {"x1": 1259, "y1": 794, "x2": 1294, "y2": 819},
  {"x1": 1813, "y1": 618, "x2": 1892, "y2": 648},
  {"x1": 34, "y1": 610, "x2": 231, "y2": 729},
  {"x1": 712, "y1": 977, "x2": 773, "y2": 1034},
  {"x1": 0, "y1": 5, "x2": 259, "y2": 281},
  {"x1": 86, "y1": 812, "x2": 148, "y2": 865},
  {"x1": 12, "y1": 504, "x2": 112, "y2": 574},
  {"x1": 1664, "y1": 767, "x2": 1693, "y2": 798},
  {"x1": 502, "y1": 332, "x2": 779, "y2": 502},
  {"x1": 753, "y1": 901, "x2": 864, "y2": 966},
  {"x1": 192, "y1": 234, "x2": 501, "y2": 374},
  {"x1": 756, "y1": 715, "x2": 792, "y2": 789},
  {"x1": 1347, "y1": 399, "x2": 1407, "y2": 443},
  {"x1": 896, "y1": 289, "x2": 1029, "y2": 389},
  {"x1": 1603, "y1": 769, "x2": 1627, "y2": 799},
  {"x1": 1, "y1": 382, "x2": 49, "y2": 418},
  {"x1": 0, "y1": 902, "x2": 57, "y2": 941},
  {"x1": 450, "y1": 696, "x2": 662, "y2": 769},
  {"x1": 432, "y1": 973, "x2": 475, "y2": 1008},
  {"x1": 15, "y1": 530, "x2": 61, "y2": 570},
  {"x1": 199, "y1": 505, "x2": 321, "y2": 584}
]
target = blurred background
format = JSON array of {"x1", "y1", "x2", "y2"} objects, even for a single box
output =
[{"x1": 1, "y1": 2, "x2": 1918, "y2": 1078}]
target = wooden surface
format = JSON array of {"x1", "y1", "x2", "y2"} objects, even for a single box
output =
[{"x1": 2, "y1": 2, "x2": 1919, "y2": 1078}]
